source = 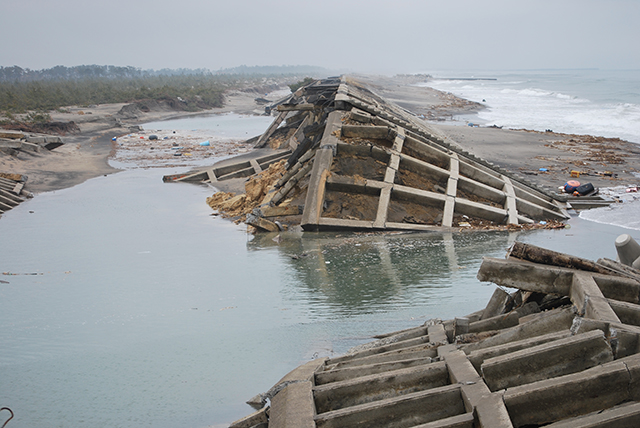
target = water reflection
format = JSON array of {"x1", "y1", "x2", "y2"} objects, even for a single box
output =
[{"x1": 248, "y1": 230, "x2": 520, "y2": 317}]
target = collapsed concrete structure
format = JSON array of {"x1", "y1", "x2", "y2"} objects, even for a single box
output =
[
  {"x1": 0, "y1": 172, "x2": 30, "y2": 216},
  {"x1": 0, "y1": 130, "x2": 57, "y2": 215},
  {"x1": 164, "y1": 77, "x2": 579, "y2": 232},
  {"x1": 230, "y1": 237, "x2": 640, "y2": 428}
]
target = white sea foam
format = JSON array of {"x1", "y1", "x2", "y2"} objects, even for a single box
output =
[
  {"x1": 579, "y1": 197, "x2": 640, "y2": 231},
  {"x1": 419, "y1": 70, "x2": 640, "y2": 230},
  {"x1": 419, "y1": 72, "x2": 640, "y2": 144}
]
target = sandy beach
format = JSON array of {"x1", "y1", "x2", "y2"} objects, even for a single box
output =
[
  {"x1": 0, "y1": 88, "x2": 272, "y2": 193},
  {"x1": 2, "y1": 76, "x2": 639, "y2": 196}
]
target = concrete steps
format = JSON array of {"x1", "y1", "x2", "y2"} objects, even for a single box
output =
[{"x1": 230, "y1": 238, "x2": 640, "y2": 428}]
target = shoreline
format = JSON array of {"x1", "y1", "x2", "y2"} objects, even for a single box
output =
[{"x1": 2, "y1": 75, "x2": 639, "y2": 197}]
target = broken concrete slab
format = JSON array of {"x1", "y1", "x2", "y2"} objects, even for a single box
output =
[{"x1": 186, "y1": 76, "x2": 574, "y2": 233}]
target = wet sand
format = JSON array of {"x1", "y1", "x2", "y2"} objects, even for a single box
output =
[{"x1": 0, "y1": 90, "x2": 272, "y2": 193}]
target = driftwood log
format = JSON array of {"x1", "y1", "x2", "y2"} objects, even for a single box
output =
[{"x1": 508, "y1": 242, "x2": 614, "y2": 275}]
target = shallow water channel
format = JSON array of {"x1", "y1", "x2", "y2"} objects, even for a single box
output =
[{"x1": 0, "y1": 115, "x2": 633, "y2": 427}]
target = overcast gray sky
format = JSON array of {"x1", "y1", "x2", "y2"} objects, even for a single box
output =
[{"x1": 2, "y1": 0, "x2": 638, "y2": 73}]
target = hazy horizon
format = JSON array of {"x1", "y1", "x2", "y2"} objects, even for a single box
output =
[{"x1": 2, "y1": 0, "x2": 638, "y2": 75}]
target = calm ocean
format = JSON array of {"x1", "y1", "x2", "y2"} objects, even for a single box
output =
[{"x1": 1, "y1": 75, "x2": 639, "y2": 428}]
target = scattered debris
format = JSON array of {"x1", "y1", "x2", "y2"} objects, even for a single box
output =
[{"x1": 0, "y1": 173, "x2": 33, "y2": 216}]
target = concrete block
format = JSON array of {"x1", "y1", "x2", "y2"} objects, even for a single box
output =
[
  {"x1": 327, "y1": 335, "x2": 432, "y2": 364},
  {"x1": 480, "y1": 287, "x2": 511, "y2": 320},
  {"x1": 314, "y1": 384, "x2": 465, "y2": 428},
  {"x1": 454, "y1": 317, "x2": 469, "y2": 336},
  {"x1": 411, "y1": 412, "x2": 474, "y2": 428},
  {"x1": 467, "y1": 330, "x2": 572, "y2": 372},
  {"x1": 571, "y1": 272, "x2": 620, "y2": 322},
  {"x1": 481, "y1": 329, "x2": 613, "y2": 391},
  {"x1": 427, "y1": 323, "x2": 449, "y2": 345},
  {"x1": 269, "y1": 381, "x2": 315, "y2": 428},
  {"x1": 608, "y1": 298, "x2": 640, "y2": 326},
  {"x1": 328, "y1": 347, "x2": 439, "y2": 370},
  {"x1": 260, "y1": 205, "x2": 302, "y2": 217},
  {"x1": 477, "y1": 257, "x2": 574, "y2": 296},
  {"x1": 461, "y1": 307, "x2": 574, "y2": 354},
  {"x1": 341, "y1": 124, "x2": 394, "y2": 141},
  {"x1": 245, "y1": 214, "x2": 280, "y2": 232},
  {"x1": 616, "y1": 234, "x2": 640, "y2": 266},
  {"x1": 439, "y1": 348, "x2": 513, "y2": 427},
  {"x1": 315, "y1": 356, "x2": 434, "y2": 385},
  {"x1": 514, "y1": 301, "x2": 540, "y2": 317},
  {"x1": 619, "y1": 353, "x2": 640, "y2": 401},
  {"x1": 228, "y1": 406, "x2": 268, "y2": 428},
  {"x1": 504, "y1": 359, "x2": 631, "y2": 427},
  {"x1": 592, "y1": 275, "x2": 640, "y2": 304},
  {"x1": 544, "y1": 401, "x2": 640, "y2": 427},
  {"x1": 468, "y1": 311, "x2": 519, "y2": 334},
  {"x1": 475, "y1": 392, "x2": 514, "y2": 428},
  {"x1": 313, "y1": 362, "x2": 449, "y2": 413}
]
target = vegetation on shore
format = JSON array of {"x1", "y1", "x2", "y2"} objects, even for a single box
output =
[{"x1": 0, "y1": 64, "x2": 328, "y2": 115}]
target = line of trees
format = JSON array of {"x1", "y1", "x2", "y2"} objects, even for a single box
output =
[
  {"x1": 0, "y1": 75, "x2": 229, "y2": 113},
  {"x1": 0, "y1": 64, "x2": 330, "y2": 114}
]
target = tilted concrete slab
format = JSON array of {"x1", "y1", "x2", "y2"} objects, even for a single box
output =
[{"x1": 188, "y1": 76, "x2": 572, "y2": 232}]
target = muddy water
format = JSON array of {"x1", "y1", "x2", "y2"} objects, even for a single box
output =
[{"x1": 0, "y1": 117, "x2": 633, "y2": 427}]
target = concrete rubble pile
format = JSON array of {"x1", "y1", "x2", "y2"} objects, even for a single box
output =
[
  {"x1": 230, "y1": 235, "x2": 640, "y2": 428},
  {"x1": 0, "y1": 172, "x2": 32, "y2": 216},
  {"x1": 0, "y1": 130, "x2": 53, "y2": 215},
  {"x1": 164, "y1": 76, "x2": 574, "y2": 233},
  {"x1": 0, "y1": 129, "x2": 64, "y2": 154}
]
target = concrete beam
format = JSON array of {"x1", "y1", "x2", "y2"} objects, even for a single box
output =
[
  {"x1": 443, "y1": 154, "x2": 459, "y2": 227},
  {"x1": 341, "y1": 125, "x2": 396, "y2": 141},
  {"x1": 327, "y1": 347, "x2": 439, "y2": 371},
  {"x1": 502, "y1": 176, "x2": 519, "y2": 224},
  {"x1": 439, "y1": 347, "x2": 513, "y2": 427},
  {"x1": 301, "y1": 148, "x2": 333, "y2": 229},
  {"x1": 313, "y1": 362, "x2": 450, "y2": 413},
  {"x1": 457, "y1": 175, "x2": 506, "y2": 205},
  {"x1": 544, "y1": 401, "x2": 640, "y2": 427},
  {"x1": 461, "y1": 307, "x2": 575, "y2": 354},
  {"x1": 480, "y1": 288, "x2": 511, "y2": 320},
  {"x1": 249, "y1": 158, "x2": 263, "y2": 174},
  {"x1": 516, "y1": 196, "x2": 571, "y2": 221},
  {"x1": 467, "y1": 330, "x2": 572, "y2": 372},
  {"x1": 373, "y1": 186, "x2": 391, "y2": 228},
  {"x1": 503, "y1": 356, "x2": 637, "y2": 427},
  {"x1": 454, "y1": 198, "x2": 509, "y2": 224},
  {"x1": 427, "y1": 323, "x2": 450, "y2": 345},
  {"x1": 608, "y1": 298, "x2": 640, "y2": 326},
  {"x1": 254, "y1": 111, "x2": 287, "y2": 148},
  {"x1": 328, "y1": 335, "x2": 433, "y2": 364},
  {"x1": 481, "y1": 329, "x2": 613, "y2": 391},
  {"x1": 477, "y1": 257, "x2": 575, "y2": 295},
  {"x1": 458, "y1": 159, "x2": 505, "y2": 189},
  {"x1": 276, "y1": 103, "x2": 315, "y2": 111},
  {"x1": 571, "y1": 272, "x2": 620, "y2": 322},
  {"x1": 315, "y1": 356, "x2": 435, "y2": 385},
  {"x1": 314, "y1": 384, "x2": 465, "y2": 428},
  {"x1": 592, "y1": 275, "x2": 640, "y2": 304},
  {"x1": 270, "y1": 381, "x2": 315, "y2": 428},
  {"x1": 260, "y1": 205, "x2": 302, "y2": 217},
  {"x1": 468, "y1": 312, "x2": 519, "y2": 334},
  {"x1": 392, "y1": 128, "x2": 405, "y2": 153},
  {"x1": 228, "y1": 406, "x2": 268, "y2": 428},
  {"x1": 409, "y1": 412, "x2": 474, "y2": 428}
]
